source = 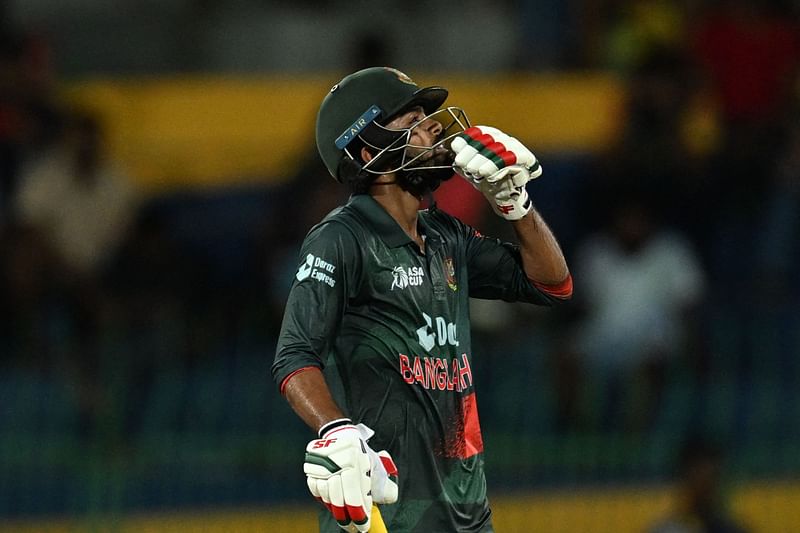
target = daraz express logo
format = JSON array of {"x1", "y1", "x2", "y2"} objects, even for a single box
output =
[
  {"x1": 415, "y1": 312, "x2": 459, "y2": 352},
  {"x1": 295, "y1": 253, "x2": 336, "y2": 287}
]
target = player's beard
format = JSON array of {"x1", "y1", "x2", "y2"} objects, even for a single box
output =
[{"x1": 397, "y1": 142, "x2": 456, "y2": 197}]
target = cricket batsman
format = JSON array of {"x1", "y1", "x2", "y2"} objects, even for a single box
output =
[{"x1": 271, "y1": 67, "x2": 572, "y2": 532}]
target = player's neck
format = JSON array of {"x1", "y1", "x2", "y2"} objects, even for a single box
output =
[{"x1": 370, "y1": 181, "x2": 424, "y2": 248}]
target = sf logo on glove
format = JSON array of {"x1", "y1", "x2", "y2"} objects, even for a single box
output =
[{"x1": 304, "y1": 423, "x2": 398, "y2": 532}]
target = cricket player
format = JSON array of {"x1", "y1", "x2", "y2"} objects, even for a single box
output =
[{"x1": 272, "y1": 67, "x2": 572, "y2": 533}]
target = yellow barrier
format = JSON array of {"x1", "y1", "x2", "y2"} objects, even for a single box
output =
[
  {"x1": 6, "y1": 482, "x2": 798, "y2": 532},
  {"x1": 63, "y1": 74, "x2": 624, "y2": 193}
]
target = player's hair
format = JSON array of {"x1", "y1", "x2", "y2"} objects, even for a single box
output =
[
  {"x1": 340, "y1": 141, "x2": 398, "y2": 195},
  {"x1": 347, "y1": 169, "x2": 376, "y2": 195}
]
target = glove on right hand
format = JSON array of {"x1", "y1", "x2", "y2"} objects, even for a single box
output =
[
  {"x1": 356, "y1": 423, "x2": 398, "y2": 504},
  {"x1": 304, "y1": 422, "x2": 398, "y2": 533},
  {"x1": 451, "y1": 125, "x2": 543, "y2": 220}
]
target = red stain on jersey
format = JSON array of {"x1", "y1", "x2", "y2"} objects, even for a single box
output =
[
  {"x1": 461, "y1": 392, "x2": 484, "y2": 458},
  {"x1": 441, "y1": 392, "x2": 484, "y2": 459}
]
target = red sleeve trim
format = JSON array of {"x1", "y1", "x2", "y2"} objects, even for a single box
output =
[
  {"x1": 279, "y1": 366, "x2": 320, "y2": 395},
  {"x1": 533, "y1": 273, "x2": 573, "y2": 299}
]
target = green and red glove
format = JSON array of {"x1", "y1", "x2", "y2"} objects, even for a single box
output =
[{"x1": 451, "y1": 125, "x2": 543, "y2": 220}]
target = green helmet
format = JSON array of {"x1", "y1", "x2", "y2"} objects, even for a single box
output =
[{"x1": 315, "y1": 67, "x2": 450, "y2": 183}]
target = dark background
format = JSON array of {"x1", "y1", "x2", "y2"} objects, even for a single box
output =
[{"x1": 1, "y1": 0, "x2": 799, "y2": 531}]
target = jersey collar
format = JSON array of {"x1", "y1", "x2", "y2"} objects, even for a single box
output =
[{"x1": 348, "y1": 194, "x2": 416, "y2": 248}]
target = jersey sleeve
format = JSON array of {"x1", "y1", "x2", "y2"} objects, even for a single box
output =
[
  {"x1": 271, "y1": 221, "x2": 361, "y2": 393},
  {"x1": 461, "y1": 221, "x2": 557, "y2": 305}
]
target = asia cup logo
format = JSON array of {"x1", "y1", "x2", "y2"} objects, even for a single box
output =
[
  {"x1": 391, "y1": 265, "x2": 425, "y2": 290},
  {"x1": 391, "y1": 266, "x2": 409, "y2": 290}
]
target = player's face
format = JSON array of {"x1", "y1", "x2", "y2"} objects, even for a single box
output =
[{"x1": 384, "y1": 106, "x2": 451, "y2": 166}]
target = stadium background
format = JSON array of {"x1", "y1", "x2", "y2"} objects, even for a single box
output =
[{"x1": 1, "y1": 0, "x2": 799, "y2": 531}]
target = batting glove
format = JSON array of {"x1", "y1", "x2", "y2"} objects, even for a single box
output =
[
  {"x1": 451, "y1": 125, "x2": 543, "y2": 221},
  {"x1": 356, "y1": 423, "x2": 399, "y2": 505},
  {"x1": 304, "y1": 420, "x2": 398, "y2": 532}
]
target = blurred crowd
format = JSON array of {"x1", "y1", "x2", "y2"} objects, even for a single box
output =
[{"x1": 1, "y1": 0, "x2": 799, "y2": 517}]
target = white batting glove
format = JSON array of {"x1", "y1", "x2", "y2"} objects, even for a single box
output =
[
  {"x1": 304, "y1": 421, "x2": 398, "y2": 532},
  {"x1": 478, "y1": 165, "x2": 536, "y2": 220},
  {"x1": 451, "y1": 125, "x2": 543, "y2": 220},
  {"x1": 356, "y1": 423, "x2": 398, "y2": 504}
]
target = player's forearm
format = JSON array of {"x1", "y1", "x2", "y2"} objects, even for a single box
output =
[
  {"x1": 283, "y1": 367, "x2": 347, "y2": 434},
  {"x1": 512, "y1": 208, "x2": 569, "y2": 285}
]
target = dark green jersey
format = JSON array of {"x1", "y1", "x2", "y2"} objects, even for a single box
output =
[{"x1": 272, "y1": 194, "x2": 556, "y2": 533}]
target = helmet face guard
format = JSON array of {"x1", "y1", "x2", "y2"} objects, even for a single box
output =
[
  {"x1": 316, "y1": 67, "x2": 468, "y2": 186},
  {"x1": 343, "y1": 106, "x2": 471, "y2": 178}
]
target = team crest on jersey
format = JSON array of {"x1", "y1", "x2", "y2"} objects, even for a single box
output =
[
  {"x1": 444, "y1": 257, "x2": 457, "y2": 291},
  {"x1": 383, "y1": 67, "x2": 416, "y2": 86},
  {"x1": 391, "y1": 265, "x2": 425, "y2": 290}
]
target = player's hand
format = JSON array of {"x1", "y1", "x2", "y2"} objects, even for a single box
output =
[
  {"x1": 478, "y1": 164, "x2": 536, "y2": 220},
  {"x1": 451, "y1": 125, "x2": 542, "y2": 221},
  {"x1": 356, "y1": 423, "x2": 399, "y2": 504},
  {"x1": 304, "y1": 422, "x2": 398, "y2": 532},
  {"x1": 305, "y1": 423, "x2": 372, "y2": 532}
]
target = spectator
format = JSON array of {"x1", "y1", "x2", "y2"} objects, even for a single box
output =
[
  {"x1": 0, "y1": 28, "x2": 62, "y2": 225},
  {"x1": 13, "y1": 110, "x2": 140, "y2": 437},
  {"x1": 692, "y1": 0, "x2": 799, "y2": 128},
  {"x1": 554, "y1": 191, "x2": 705, "y2": 432},
  {"x1": 14, "y1": 111, "x2": 139, "y2": 279},
  {"x1": 649, "y1": 435, "x2": 749, "y2": 533},
  {"x1": 590, "y1": 46, "x2": 710, "y2": 246},
  {"x1": 691, "y1": 0, "x2": 800, "y2": 217}
]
